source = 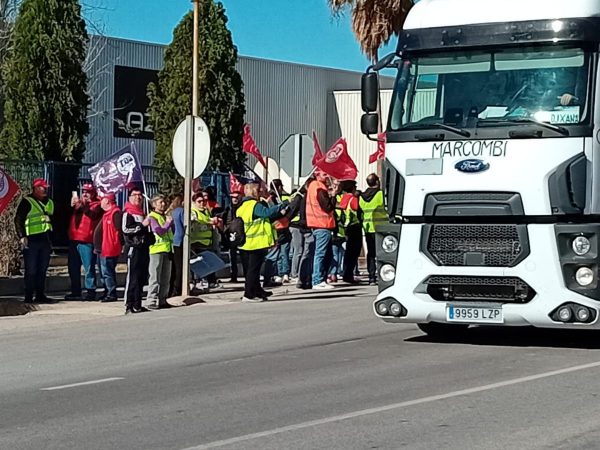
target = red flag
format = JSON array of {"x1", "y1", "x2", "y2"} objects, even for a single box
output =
[
  {"x1": 229, "y1": 172, "x2": 244, "y2": 194},
  {"x1": 311, "y1": 130, "x2": 323, "y2": 166},
  {"x1": 0, "y1": 168, "x2": 20, "y2": 215},
  {"x1": 368, "y1": 132, "x2": 386, "y2": 164},
  {"x1": 314, "y1": 138, "x2": 358, "y2": 181},
  {"x1": 242, "y1": 124, "x2": 267, "y2": 168}
]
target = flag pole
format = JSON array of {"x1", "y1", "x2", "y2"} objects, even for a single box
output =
[
  {"x1": 181, "y1": 0, "x2": 200, "y2": 299},
  {"x1": 131, "y1": 141, "x2": 150, "y2": 212}
]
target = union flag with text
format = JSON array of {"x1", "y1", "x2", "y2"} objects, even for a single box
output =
[{"x1": 0, "y1": 168, "x2": 20, "y2": 215}]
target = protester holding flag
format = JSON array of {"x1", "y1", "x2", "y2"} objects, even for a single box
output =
[
  {"x1": 146, "y1": 194, "x2": 174, "y2": 309},
  {"x1": 360, "y1": 174, "x2": 387, "y2": 285},
  {"x1": 93, "y1": 193, "x2": 123, "y2": 302},
  {"x1": 14, "y1": 178, "x2": 55, "y2": 304},
  {"x1": 306, "y1": 171, "x2": 337, "y2": 290},
  {"x1": 66, "y1": 184, "x2": 103, "y2": 301},
  {"x1": 236, "y1": 183, "x2": 285, "y2": 302},
  {"x1": 263, "y1": 179, "x2": 291, "y2": 286},
  {"x1": 122, "y1": 188, "x2": 153, "y2": 314}
]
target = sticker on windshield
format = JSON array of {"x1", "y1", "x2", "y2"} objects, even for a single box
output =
[{"x1": 533, "y1": 106, "x2": 580, "y2": 125}]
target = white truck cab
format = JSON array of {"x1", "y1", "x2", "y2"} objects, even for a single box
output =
[{"x1": 361, "y1": 0, "x2": 600, "y2": 335}]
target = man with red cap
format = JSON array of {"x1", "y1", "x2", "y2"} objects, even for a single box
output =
[
  {"x1": 14, "y1": 178, "x2": 56, "y2": 304},
  {"x1": 66, "y1": 183, "x2": 103, "y2": 301},
  {"x1": 93, "y1": 193, "x2": 123, "y2": 302}
]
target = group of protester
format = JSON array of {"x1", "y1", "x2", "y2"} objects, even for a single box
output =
[{"x1": 14, "y1": 170, "x2": 386, "y2": 311}]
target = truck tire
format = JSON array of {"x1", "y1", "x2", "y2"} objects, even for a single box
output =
[{"x1": 417, "y1": 322, "x2": 469, "y2": 338}]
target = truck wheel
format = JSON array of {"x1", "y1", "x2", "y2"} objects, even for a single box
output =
[{"x1": 417, "y1": 322, "x2": 469, "y2": 338}]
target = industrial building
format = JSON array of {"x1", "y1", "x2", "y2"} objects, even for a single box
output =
[{"x1": 85, "y1": 35, "x2": 393, "y2": 188}]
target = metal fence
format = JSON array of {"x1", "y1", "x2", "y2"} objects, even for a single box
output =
[{"x1": 0, "y1": 159, "x2": 231, "y2": 248}]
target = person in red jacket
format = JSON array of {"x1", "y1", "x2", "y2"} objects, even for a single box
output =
[
  {"x1": 66, "y1": 184, "x2": 103, "y2": 301},
  {"x1": 93, "y1": 193, "x2": 123, "y2": 302}
]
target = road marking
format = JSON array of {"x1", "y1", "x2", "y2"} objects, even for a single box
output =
[
  {"x1": 182, "y1": 360, "x2": 600, "y2": 449},
  {"x1": 41, "y1": 377, "x2": 124, "y2": 391}
]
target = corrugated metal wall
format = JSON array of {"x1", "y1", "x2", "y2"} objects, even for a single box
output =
[
  {"x1": 86, "y1": 36, "x2": 165, "y2": 165},
  {"x1": 85, "y1": 36, "x2": 395, "y2": 171},
  {"x1": 330, "y1": 90, "x2": 392, "y2": 189}
]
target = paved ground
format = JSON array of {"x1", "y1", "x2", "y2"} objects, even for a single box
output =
[{"x1": 3, "y1": 284, "x2": 600, "y2": 449}]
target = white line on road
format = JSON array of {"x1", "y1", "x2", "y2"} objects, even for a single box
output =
[
  {"x1": 40, "y1": 377, "x2": 124, "y2": 391},
  {"x1": 182, "y1": 359, "x2": 600, "y2": 449}
]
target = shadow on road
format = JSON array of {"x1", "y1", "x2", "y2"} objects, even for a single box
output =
[{"x1": 406, "y1": 326, "x2": 600, "y2": 350}]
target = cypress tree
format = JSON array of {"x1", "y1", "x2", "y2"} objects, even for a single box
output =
[
  {"x1": 0, "y1": 0, "x2": 89, "y2": 161},
  {"x1": 148, "y1": 0, "x2": 246, "y2": 193}
]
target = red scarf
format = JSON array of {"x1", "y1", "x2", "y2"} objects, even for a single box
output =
[{"x1": 124, "y1": 201, "x2": 144, "y2": 216}]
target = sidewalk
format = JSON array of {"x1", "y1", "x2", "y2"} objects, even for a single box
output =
[{"x1": 0, "y1": 278, "x2": 372, "y2": 320}]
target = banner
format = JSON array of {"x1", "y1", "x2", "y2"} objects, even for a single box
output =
[
  {"x1": 242, "y1": 124, "x2": 267, "y2": 168},
  {"x1": 234, "y1": 164, "x2": 268, "y2": 195},
  {"x1": 88, "y1": 144, "x2": 144, "y2": 195},
  {"x1": 314, "y1": 138, "x2": 358, "y2": 181},
  {"x1": 0, "y1": 168, "x2": 20, "y2": 215},
  {"x1": 369, "y1": 132, "x2": 386, "y2": 164}
]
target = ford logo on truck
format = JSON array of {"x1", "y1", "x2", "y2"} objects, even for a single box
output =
[{"x1": 455, "y1": 159, "x2": 489, "y2": 173}]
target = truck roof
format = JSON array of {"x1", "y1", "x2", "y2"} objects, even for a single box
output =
[{"x1": 404, "y1": 0, "x2": 600, "y2": 30}]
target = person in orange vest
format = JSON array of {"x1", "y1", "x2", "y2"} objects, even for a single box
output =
[{"x1": 306, "y1": 170, "x2": 337, "y2": 290}]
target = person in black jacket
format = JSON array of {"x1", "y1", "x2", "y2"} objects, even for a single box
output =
[
  {"x1": 222, "y1": 189, "x2": 244, "y2": 282},
  {"x1": 121, "y1": 189, "x2": 153, "y2": 314}
]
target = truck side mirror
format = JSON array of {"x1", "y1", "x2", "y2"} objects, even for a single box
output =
[
  {"x1": 361, "y1": 73, "x2": 379, "y2": 113},
  {"x1": 361, "y1": 113, "x2": 379, "y2": 136}
]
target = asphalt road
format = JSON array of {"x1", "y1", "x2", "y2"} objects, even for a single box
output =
[{"x1": 3, "y1": 285, "x2": 600, "y2": 450}]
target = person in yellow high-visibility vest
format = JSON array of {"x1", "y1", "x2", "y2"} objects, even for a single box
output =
[
  {"x1": 14, "y1": 178, "x2": 56, "y2": 304},
  {"x1": 359, "y1": 174, "x2": 386, "y2": 285},
  {"x1": 236, "y1": 183, "x2": 286, "y2": 303},
  {"x1": 146, "y1": 194, "x2": 174, "y2": 309},
  {"x1": 191, "y1": 191, "x2": 220, "y2": 288}
]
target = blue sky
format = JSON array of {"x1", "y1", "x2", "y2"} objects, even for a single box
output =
[{"x1": 85, "y1": 0, "x2": 397, "y2": 72}]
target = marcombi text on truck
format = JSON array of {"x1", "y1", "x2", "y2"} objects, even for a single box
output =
[{"x1": 360, "y1": 0, "x2": 600, "y2": 335}]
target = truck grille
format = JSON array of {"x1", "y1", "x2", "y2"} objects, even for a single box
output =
[
  {"x1": 424, "y1": 224, "x2": 529, "y2": 267},
  {"x1": 424, "y1": 275, "x2": 535, "y2": 303}
]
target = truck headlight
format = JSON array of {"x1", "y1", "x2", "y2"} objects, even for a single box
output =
[
  {"x1": 380, "y1": 264, "x2": 396, "y2": 282},
  {"x1": 575, "y1": 267, "x2": 594, "y2": 286},
  {"x1": 381, "y1": 235, "x2": 398, "y2": 253},
  {"x1": 572, "y1": 236, "x2": 591, "y2": 256}
]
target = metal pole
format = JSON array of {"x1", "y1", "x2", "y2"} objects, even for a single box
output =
[{"x1": 181, "y1": 0, "x2": 200, "y2": 298}]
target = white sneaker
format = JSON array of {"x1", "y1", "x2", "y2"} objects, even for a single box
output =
[
  {"x1": 242, "y1": 296, "x2": 264, "y2": 303},
  {"x1": 282, "y1": 275, "x2": 290, "y2": 283},
  {"x1": 273, "y1": 276, "x2": 283, "y2": 284},
  {"x1": 312, "y1": 282, "x2": 335, "y2": 290}
]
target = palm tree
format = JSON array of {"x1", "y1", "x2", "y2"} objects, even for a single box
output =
[{"x1": 328, "y1": 0, "x2": 413, "y2": 62}]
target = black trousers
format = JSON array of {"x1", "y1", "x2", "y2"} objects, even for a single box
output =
[
  {"x1": 125, "y1": 246, "x2": 149, "y2": 310},
  {"x1": 23, "y1": 238, "x2": 51, "y2": 301},
  {"x1": 170, "y1": 245, "x2": 183, "y2": 297},
  {"x1": 240, "y1": 249, "x2": 267, "y2": 299},
  {"x1": 230, "y1": 247, "x2": 239, "y2": 280},
  {"x1": 343, "y1": 225, "x2": 363, "y2": 282},
  {"x1": 365, "y1": 232, "x2": 377, "y2": 282}
]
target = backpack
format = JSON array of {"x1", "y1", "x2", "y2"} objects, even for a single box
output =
[{"x1": 227, "y1": 217, "x2": 246, "y2": 248}]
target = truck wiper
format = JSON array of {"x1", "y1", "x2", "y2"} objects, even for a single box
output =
[
  {"x1": 481, "y1": 118, "x2": 569, "y2": 136},
  {"x1": 431, "y1": 123, "x2": 471, "y2": 138}
]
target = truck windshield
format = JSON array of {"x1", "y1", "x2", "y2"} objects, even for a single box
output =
[{"x1": 389, "y1": 45, "x2": 590, "y2": 132}]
